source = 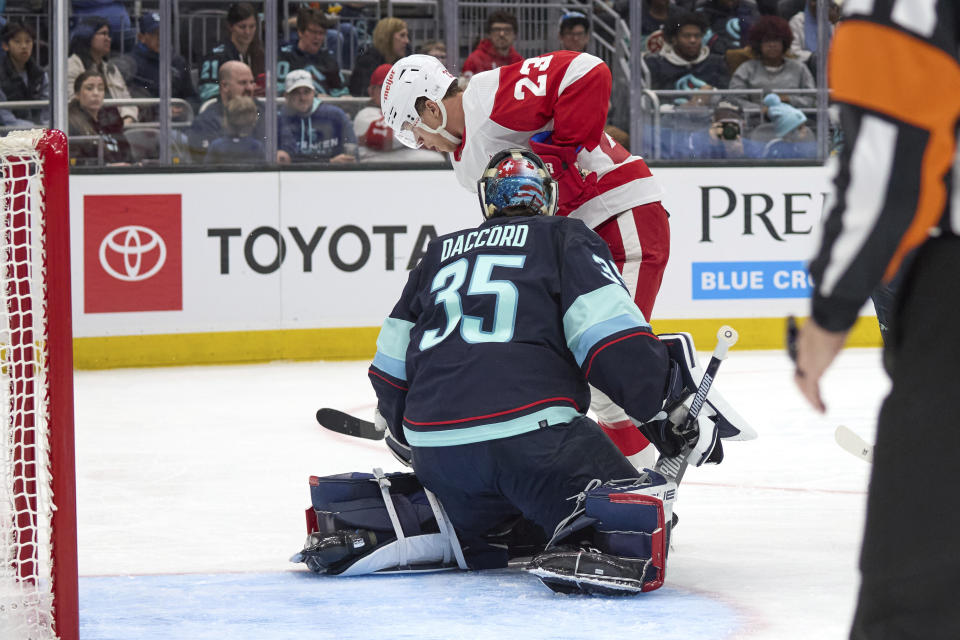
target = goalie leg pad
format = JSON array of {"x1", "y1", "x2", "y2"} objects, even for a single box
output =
[
  {"x1": 528, "y1": 474, "x2": 676, "y2": 594},
  {"x1": 291, "y1": 468, "x2": 466, "y2": 575}
]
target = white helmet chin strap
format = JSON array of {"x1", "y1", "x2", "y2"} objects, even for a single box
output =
[{"x1": 418, "y1": 100, "x2": 462, "y2": 146}]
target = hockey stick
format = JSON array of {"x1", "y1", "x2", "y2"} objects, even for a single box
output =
[
  {"x1": 834, "y1": 425, "x2": 873, "y2": 463},
  {"x1": 316, "y1": 408, "x2": 385, "y2": 440},
  {"x1": 656, "y1": 325, "x2": 739, "y2": 482}
]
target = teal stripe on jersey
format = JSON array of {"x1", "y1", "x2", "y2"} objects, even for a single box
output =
[
  {"x1": 564, "y1": 284, "x2": 649, "y2": 365},
  {"x1": 403, "y1": 406, "x2": 582, "y2": 447},
  {"x1": 373, "y1": 318, "x2": 414, "y2": 381}
]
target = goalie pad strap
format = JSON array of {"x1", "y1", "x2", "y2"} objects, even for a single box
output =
[
  {"x1": 424, "y1": 487, "x2": 468, "y2": 570},
  {"x1": 373, "y1": 467, "x2": 408, "y2": 567}
]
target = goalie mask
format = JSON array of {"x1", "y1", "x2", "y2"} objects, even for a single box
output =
[
  {"x1": 477, "y1": 149, "x2": 558, "y2": 219},
  {"x1": 381, "y1": 54, "x2": 461, "y2": 149}
]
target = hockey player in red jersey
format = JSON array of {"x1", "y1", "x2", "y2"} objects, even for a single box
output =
[{"x1": 380, "y1": 51, "x2": 669, "y2": 467}]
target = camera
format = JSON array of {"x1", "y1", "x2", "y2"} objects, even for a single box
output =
[{"x1": 720, "y1": 122, "x2": 741, "y2": 140}]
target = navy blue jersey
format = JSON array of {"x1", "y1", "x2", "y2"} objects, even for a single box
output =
[
  {"x1": 277, "y1": 44, "x2": 345, "y2": 96},
  {"x1": 369, "y1": 215, "x2": 670, "y2": 448}
]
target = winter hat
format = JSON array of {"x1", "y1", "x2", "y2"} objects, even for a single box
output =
[
  {"x1": 764, "y1": 93, "x2": 806, "y2": 138},
  {"x1": 139, "y1": 12, "x2": 160, "y2": 34}
]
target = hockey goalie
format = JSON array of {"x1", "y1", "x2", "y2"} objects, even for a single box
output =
[{"x1": 292, "y1": 149, "x2": 753, "y2": 594}]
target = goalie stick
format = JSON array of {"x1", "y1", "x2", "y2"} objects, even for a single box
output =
[
  {"x1": 834, "y1": 425, "x2": 874, "y2": 463},
  {"x1": 316, "y1": 408, "x2": 384, "y2": 440},
  {"x1": 655, "y1": 325, "x2": 739, "y2": 483}
]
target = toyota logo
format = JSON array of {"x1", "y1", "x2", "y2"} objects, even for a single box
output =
[{"x1": 99, "y1": 225, "x2": 167, "y2": 282}]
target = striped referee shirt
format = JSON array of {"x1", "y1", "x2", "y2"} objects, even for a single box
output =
[{"x1": 808, "y1": 0, "x2": 960, "y2": 332}]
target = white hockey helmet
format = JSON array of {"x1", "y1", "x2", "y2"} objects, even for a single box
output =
[{"x1": 381, "y1": 54, "x2": 461, "y2": 149}]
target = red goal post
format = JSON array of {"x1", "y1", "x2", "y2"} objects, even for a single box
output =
[{"x1": 0, "y1": 129, "x2": 77, "y2": 640}]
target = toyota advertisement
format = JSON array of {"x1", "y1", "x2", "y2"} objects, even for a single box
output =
[
  {"x1": 70, "y1": 166, "x2": 841, "y2": 346},
  {"x1": 84, "y1": 194, "x2": 182, "y2": 313}
]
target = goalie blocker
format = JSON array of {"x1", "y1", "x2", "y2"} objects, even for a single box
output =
[
  {"x1": 632, "y1": 332, "x2": 755, "y2": 469},
  {"x1": 291, "y1": 470, "x2": 675, "y2": 595}
]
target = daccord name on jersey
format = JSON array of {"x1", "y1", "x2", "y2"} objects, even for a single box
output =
[{"x1": 440, "y1": 224, "x2": 529, "y2": 262}]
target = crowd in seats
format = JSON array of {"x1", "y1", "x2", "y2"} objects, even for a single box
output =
[
  {"x1": 0, "y1": 0, "x2": 840, "y2": 166},
  {"x1": 67, "y1": 18, "x2": 138, "y2": 124},
  {"x1": 636, "y1": 0, "x2": 836, "y2": 160}
]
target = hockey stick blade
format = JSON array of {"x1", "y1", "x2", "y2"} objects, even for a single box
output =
[
  {"x1": 316, "y1": 408, "x2": 385, "y2": 440},
  {"x1": 834, "y1": 425, "x2": 873, "y2": 463}
]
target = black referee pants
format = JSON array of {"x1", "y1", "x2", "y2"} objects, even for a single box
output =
[{"x1": 851, "y1": 236, "x2": 960, "y2": 639}]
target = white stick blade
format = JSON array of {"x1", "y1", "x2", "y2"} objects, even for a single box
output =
[{"x1": 834, "y1": 425, "x2": 874, "y2": 463}]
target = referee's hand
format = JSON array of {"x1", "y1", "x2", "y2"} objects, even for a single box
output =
[{"x1": 791, "y1": 318, "x2": 849, "y2": 413}]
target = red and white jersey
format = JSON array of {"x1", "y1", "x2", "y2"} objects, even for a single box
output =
[{"x1": 453, "y1": 50, "x2": 662, "y2": 228}]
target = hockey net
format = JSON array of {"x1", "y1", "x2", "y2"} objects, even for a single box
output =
[{"x1": 0, "y1": 130, "x2": 77, "y2": 640}]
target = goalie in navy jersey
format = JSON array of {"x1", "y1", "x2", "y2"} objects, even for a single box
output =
[
  {"x1": 358, "y1": 149, "x2": 722, "y2": 593},
  {"x1": 379, "y1": 51, "x2": 671, "y2": 468}
]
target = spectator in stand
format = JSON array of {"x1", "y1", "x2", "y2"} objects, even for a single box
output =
[
  {"x1": 197, "y1": 3, "x2": 265, "y2": 102},
  {"x1": 684, "y1": 99, "x2": 766, "y2": 158},
  {"x1": 188, "y1": 60, "x2": 262, "y2": 162},
  {"x1": 558, "y1": 11, "x2": 590, "y2": 53},
  {"x1": 461, "y1": 11, "x2": 522, "y2": 78},
  {"x1": 753, "y1": 92, "x2": 815, "y2": 158},
  {"x1": 352, "y1": 63, "x2": 442, "y2": 162},
  {"x1": 67, "y1": 70, "x2": 131, "y2": 166},
  {"x1": 788, "y1": 0, "x2": 840, "y2": 76},
  {"x1": 644, "y1": 11, "x2": 730, "y2": 95},
  {"x1": 277, "y1": 69, "x2": 356, "y2": 164},
  {"x1": 204, "y1": 95, "x2": 264, "y2": 165},
  {"x1": 416, "y1": 39, "x2": 447, "y2": 65},
  {"x1": 278, "y1": 6, "x2": 347, "y2": 97},
  {"x1": 0, "y1": 21, "x2": 49, "y2": 125},
  {"x1": 72, "y1": 0, "x2": 136, "y2": 53},
  {"x1": 696, "y1": 0, "x2": 760, "y2": 56},
  {"x1": 68, "y1": 19, "x2": 138, "y2": 125},
  {"x1": 349, "y1": 17, "x2": 409, "y2": 97},
  {"x1": 729, "y1": 15, "x2": 815, "y2": 109},
  {"x1": 129, "y1": 11, "x2": 199, "y2": 122}
]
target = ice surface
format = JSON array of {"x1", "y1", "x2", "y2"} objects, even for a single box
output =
[{"x1": 75, "y1": 348, "x2": 887, "y2": 639}]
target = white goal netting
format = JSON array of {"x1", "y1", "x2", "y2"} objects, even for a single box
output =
[{"x1": 0, "y1": 130, "x2": 57, "y2": 640}]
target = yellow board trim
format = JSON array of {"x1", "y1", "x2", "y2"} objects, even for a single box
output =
[{"x1": 73, "y1": 317, "x2": 882, "y2": 369}]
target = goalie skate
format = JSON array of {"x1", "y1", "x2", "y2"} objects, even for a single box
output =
[{"x1": 528, "y1": 548, "x2": 655, "y2": 596}]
